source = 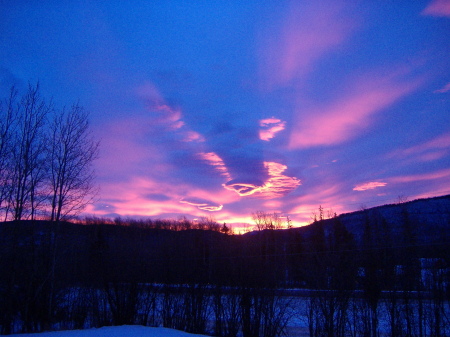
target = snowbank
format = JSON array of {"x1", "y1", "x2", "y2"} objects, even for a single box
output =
[{"x1": 13, "y1": 326, "x2": 209, "y2": 337}]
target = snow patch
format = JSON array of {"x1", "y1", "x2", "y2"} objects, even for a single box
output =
[{"x1": 13, "y1": 326, "x2": 208, "y2": 337}]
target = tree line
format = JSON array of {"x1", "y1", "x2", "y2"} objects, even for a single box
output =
[{"x1": 0, "y1": 83, "x2": 99, "y2": 222}]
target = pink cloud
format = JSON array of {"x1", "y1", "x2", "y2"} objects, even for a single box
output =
[
  {"x1": 95, "y1": 116, "x2": 166, "y2": 176},
  {"x1": 136, "y1": 82, "x2": 165, "y2": 107},
  {"x1": 288, "y1": 184, "x2": 347, "y2": 224},
  {"x1": 184, "y1": 131, "x2": 205, "y2": 142},
  {"x1": 404, "y1": 133, "x2": 450, "y2": 154},
  {"x1": 259, "y1": 117, "x2": 286, "y2": 141},
  {"x1": 388, "y1": 168, "x2": 450, "y2": 184},
  {"x1": 353, "y1": 181, "x2": 387, "y2": 191},
  {"x1": 289, "y1": 69, "x2": 424, "y2": 149},
  {"x1": 434, "y1": 82, "x2": 450, "y2": 93},
  {"x1": 180, "y1": 197, "x2": 223, "y2": 211},
  {"x1": 136, "y1": 82, "x2": 183, "y2": 126},
  {"x1": 136, "y1": 82, "x2": 206, "y2": 142},
  {"x1": 198, "y1": 152, "x2": 231, "y2": 179},
  {"x1": 223, "y1": 178, "x2": 266, "y2": 196},
  {"x1": 388, "y1": 132, "x2": 450, "y2": 162},
  {"x1": 91, "y1": 177, "x2": 191, "y2": 217},
  {"x1": 260, "y1": 117, "x2": 283, "y2": 124},
  {"x1": 262, "y1": 162, "x2": 301, "y2": 197},
  {"x1": 422, "y1": 0, "x2": 450, "y2": 17},
  {"x1": 259, "y1": 1, "x2": 357, "y2": 88},
  {"x1": 223, "y1": 161, "x2": 301, "y2": 198},
  {"x1": 91, "y1": 175, "x2": 237, "y2": 218}
]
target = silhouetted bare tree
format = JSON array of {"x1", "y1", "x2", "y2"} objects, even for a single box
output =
[
  {"x1": 252, "y1": 211, "x2": 285, "y2": 231},
  {"x1": 48, "y1": 103, "x2": 99, "y2": 222},
  {"x1": 9, "y1": 83, "x2": 51, "y2": 220},
  {"x1": 0, "y1": 86, "x2": 17, "y2": 219}
]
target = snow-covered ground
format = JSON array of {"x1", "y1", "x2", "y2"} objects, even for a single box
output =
[
  {"x1": 12, "y1": 325, "x2": 311, "y2": 337},
  {"x1": 13, "y1": 326, "x2": 209, "y2": 337}
]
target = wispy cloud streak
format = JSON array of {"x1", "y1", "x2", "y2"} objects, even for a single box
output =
[
  {"x1": 180, "y1": 197, "x2": 223, "y2": 211},
  {"x1": 434, "y1": 82, "x2": 450, "y2": 93},
  {"x1": 388, "y1": 132, "x2": 450, "y2": 162},
  {"x1": 289, "y1": 69, "x2": 424, "y2": 148},
  {"x1": 389, "y1": 168, "x2": 450, "y2": 184},
  {"x1": 353, "y1": 182, "x2": 387, "y2": 191},
  {"x1": 260, "y1": 1, "x2": 356, "y2": 89},
  {"x1": 259, "y1": 117, "x2": 286, "y2": 141},
  {"x1": 137, "y1": 82, "x2": 205, "y2": 142},
  {"x1": 197, "y1": 152, "x2": 231, "y2": 179},
  {"x1": 422, "y1": 0, "x2": 450, "y2": 17}
]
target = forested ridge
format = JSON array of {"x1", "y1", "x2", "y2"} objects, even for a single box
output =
[{"x1": 1, "y1": 195, "x2": 449, "y2": 336}]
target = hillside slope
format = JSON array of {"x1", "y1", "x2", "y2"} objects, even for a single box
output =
[{"x1": 329, "y1": 194, "x2": 450, "y2": 244}]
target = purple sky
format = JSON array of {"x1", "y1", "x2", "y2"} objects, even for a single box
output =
[{"x1": 1, "y1": 0, "x2": 450, "y2": 228}]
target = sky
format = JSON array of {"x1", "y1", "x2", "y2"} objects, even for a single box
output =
[{"x1": 1, "y1": 0, "x2": 449, "y2": 228}]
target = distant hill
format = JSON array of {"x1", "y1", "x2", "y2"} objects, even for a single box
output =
[
  {"x1": 1, "y1": 194, "x2": 449, "y2": 287},
  {"x1": 286, "y1": 194, "x2": 450, "y2": 247}
]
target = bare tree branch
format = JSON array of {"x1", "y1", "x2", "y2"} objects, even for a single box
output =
[{"x1": 49, "y1": 103, "x2": 99, "y2": 222}]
